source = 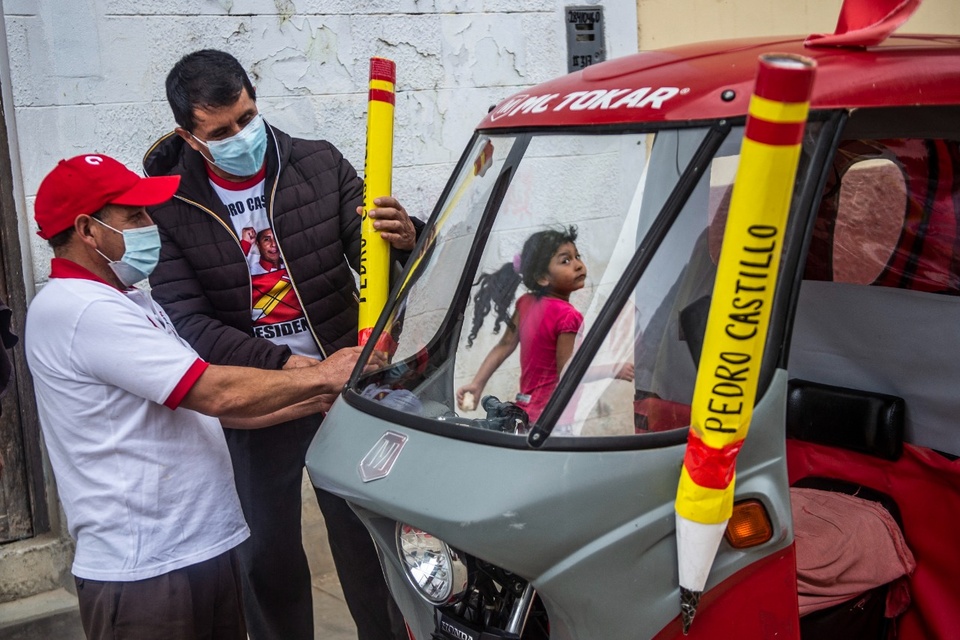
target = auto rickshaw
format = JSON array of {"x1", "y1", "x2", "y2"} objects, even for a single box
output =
[{"x1": 305, "y1": 1, "x2": 960, "y2": 637}]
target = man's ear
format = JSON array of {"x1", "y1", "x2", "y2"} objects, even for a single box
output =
[
  {"x1": 74, "y1": 215, "x2": 99, "y2": 248},
  {"x1": 175, "y1": 127, "x2": 205, "y2": 155}
]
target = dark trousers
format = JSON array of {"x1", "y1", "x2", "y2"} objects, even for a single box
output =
[
  {"x1": 224, "y1": 416, "x2": 407, "y2": 640},
  {"x1": 76, "y1": 549, "x2": 245, "y2": 640}
]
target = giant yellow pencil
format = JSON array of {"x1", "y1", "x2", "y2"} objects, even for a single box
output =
[
  {"x1": 674, "y1": 53, "x2": 816, "y2": 634},
  {"x1": 358, "y1": 57, "x2": 396, "y2": 348}
]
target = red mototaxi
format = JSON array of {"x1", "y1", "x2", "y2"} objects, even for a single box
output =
[{"x1": 306, "y1": 3, "x2": 960, "y2": 638}]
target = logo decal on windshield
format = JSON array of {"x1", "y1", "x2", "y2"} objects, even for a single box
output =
[
  {"x1": 489, "y1": 87, "x2": 684, "y2": 121},
  {"x1": 359, "y1": 431, "x2": 408, "y2": 482}
]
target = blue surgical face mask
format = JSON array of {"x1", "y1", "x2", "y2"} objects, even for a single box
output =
[
  {"x1": 193, "y1": 113, "x2": 267, "y2": 177},
  {"x1": 94, "y1": 218, "x2": 162, "y2": 286}
]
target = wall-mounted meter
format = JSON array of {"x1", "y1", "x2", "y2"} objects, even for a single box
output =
[{"x1": 566, "y1": 6, "x2": 606, "y2": 73}]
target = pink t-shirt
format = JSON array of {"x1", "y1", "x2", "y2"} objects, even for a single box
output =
[{"x1": 515, "y1": 293, "x2": 583, "y2": 422}]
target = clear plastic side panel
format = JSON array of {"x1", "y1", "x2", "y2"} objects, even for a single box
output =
[
  {"x1": 560, "y1": 128, "x2": 744, "y2": 436},
  {"x1": 805, "y1": 138, "x2": 960, "y2": 293},
  {"x1": 389, "y1": 135, "x2": 517, "y2": 366},
  {"x1": 793, "y1": 136, "x2": 960, "y2": 455}
]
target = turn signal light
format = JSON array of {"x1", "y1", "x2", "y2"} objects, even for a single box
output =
[{"x1": 724, "y1": 499, "x2": 773, "y2": 549}]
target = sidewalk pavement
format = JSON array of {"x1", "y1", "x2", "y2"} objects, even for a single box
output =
[
  {"x1": 302, "y1": 471, "x2": 359, "y2": 640},
  {"x1": 0, "y1": 472, "x2": 358, "y2": 639}
]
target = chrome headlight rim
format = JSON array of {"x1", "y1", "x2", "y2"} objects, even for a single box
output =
[{"x1": 395, "y1": 522, "x2": 470, "y2": 605}]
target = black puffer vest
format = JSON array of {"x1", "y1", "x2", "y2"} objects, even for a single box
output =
[{"x1": 143, "y1": 124, "x2": 365, "y2": 369}]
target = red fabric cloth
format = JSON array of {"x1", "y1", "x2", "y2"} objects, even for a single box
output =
[
  {"x1": 806, "y1": 0, "x2": 921, "y2": 47},
  {"x1": 788, "y1": 440, "x2": 960, "y2": 639},
  {"x1": 792, "y1": 487, "x2": 915, "y2": 616},
  {"x1": 515, "y1": 294, "x2": 582, "y2": 422}
]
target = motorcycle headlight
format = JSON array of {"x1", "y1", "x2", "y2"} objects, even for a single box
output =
[{"x1": 396, "y1": 523, "x2": 469, "y2": 605}]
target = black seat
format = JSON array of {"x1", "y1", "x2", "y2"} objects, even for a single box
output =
[{"x1": 787, "y1": 379, "x2": 904, "y2": 461}]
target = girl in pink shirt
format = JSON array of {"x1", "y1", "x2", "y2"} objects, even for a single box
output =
[{"x1": 457, "y1": 226, "x2": 632, "y2": 425}]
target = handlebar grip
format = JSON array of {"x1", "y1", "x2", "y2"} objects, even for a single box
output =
[{"x1": 481, "y1": 394, "x2": 508, "y2": 414}]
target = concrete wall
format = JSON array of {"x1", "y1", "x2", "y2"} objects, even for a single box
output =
[
  {"x1": 0, "y1": 0, "x2": 638, "y2": 604},
  {"x1": 3, "y1": 0, "x2": 638, "y2": 295},
  {"x1": 636, "y1": 0, "x2": 960, "y2": 49}
]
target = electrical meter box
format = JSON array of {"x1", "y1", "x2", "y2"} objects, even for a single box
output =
[{"x1": 566, "y1": 6, "x2": 606, "y2": 72}]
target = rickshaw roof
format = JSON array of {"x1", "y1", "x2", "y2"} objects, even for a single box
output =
[{"x1": 479, "y1": 34, "x2": 960, "y2": 129}]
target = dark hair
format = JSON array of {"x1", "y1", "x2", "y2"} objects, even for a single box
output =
[
  {"x1": 256, "y1": 228, "x2": 274, "y2": 243},
  {"x1": 466, "y1": 225, "x2": 578, "y2": 347},
  {"x1": 47, "y1": 207, "x2": 106, "y2": 250},
  {"x1": 47, "y1": 227, "x2": 74, "y2": 249},
  {"x1": 165, "y1": 50, "x2": 257, "y2": 132}
]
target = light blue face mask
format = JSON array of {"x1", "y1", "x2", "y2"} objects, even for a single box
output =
[
  {"x1": 94, "y1": 219, "x2": 162, "y2": 286},
  {"x1": 193, "y1": 113, "x2": 267, "y2": 178}
]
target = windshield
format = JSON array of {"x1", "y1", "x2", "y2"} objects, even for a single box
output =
[{"x1": 350, "y1": 121, "x2": 823, "y2": 445}]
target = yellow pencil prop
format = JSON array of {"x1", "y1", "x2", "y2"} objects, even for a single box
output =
[
  {"x1": 674, "y1": 53, "x2": 816, "y2": 634},
  {"x1": 358, "y1": 57, "x2": 396, "y2": 349}
]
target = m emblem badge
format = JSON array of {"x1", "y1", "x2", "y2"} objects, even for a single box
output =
[{"x1": 359, "y1": 431, "x2": 408, "y2": 482}]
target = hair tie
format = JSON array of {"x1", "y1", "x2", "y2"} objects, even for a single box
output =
[{"x1": 512, "y1": 254, "x2": 522, "y2": 274}]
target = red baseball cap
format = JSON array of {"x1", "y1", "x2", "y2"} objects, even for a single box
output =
[{"x1": 34, "y1": 154, "x2": 181, "y2": 240}]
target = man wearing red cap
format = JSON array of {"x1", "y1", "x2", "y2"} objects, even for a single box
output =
[{"x1": 24, "y1": 153, "x2": 379, "y2": 640}]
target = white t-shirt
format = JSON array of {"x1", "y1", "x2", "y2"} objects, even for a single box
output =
[
  {"x1": 25, "y1": 259, "x2": 249, "y2": 581},
  {"x1": 208, "y1": 167, "x2": 323, "y2": 359}
]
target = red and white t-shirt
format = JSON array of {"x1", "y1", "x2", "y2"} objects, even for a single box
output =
[
  {"x1": 208, "y1": 166, "x2": 322, "y2": 359},
  {"x1": 24, "y1": 258, "x2": 248, "y2": 581}
]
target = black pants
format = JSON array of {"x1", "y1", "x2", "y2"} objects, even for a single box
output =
[
  {"x1": 76, "y1": 550, "x2": 245, "y2": 640},
  {"x1": 224, "y1": 415, "x2": 407, "y2": 640}
]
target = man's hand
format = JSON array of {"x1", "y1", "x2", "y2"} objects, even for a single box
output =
[
  {"x1": 314, "y1": 347, "x2": 362, "y2": 393},
  {"x1": 314, "y1": 347, "x2": 388, "y2": 394},
  {"x1": 357, "y1": 196, "x2": 416, "y2": 251},
  {"x1": 315, "y1": 393, "x2": 340, "y2": 414},
  {"x1": 217, "y1": 351, "x2": 375, "y2": 429}
]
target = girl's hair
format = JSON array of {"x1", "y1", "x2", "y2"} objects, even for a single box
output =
[{"x1": 466, "y1": 225, "x2": 578, "y2": 347}]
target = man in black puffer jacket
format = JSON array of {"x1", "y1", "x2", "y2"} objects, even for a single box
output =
[{"x1": 143, "y1": 49, "x2": 418, "y2": 640}]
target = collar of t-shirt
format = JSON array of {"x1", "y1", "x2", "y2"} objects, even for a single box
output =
[
  {"x1": 204, "y1": 162, "x2": 266, "y2": 190},
  {"x1": 205, "y1": 162, "x2": 268, "y2": 240},
  {"x1": 49, "y1": 257, "x2": 127, "y2": 290},
  {"x1": 48, "y1": 257, "x2": 185, "y2": 340}
]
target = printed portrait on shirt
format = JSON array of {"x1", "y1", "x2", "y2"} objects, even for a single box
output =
[{"x1": 209, "y1": 172, "x2": 320, "y2": 358}]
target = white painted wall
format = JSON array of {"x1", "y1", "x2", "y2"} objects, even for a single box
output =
[{"x1": 2, "y1": 0, "x2": 638, "y2": 295}]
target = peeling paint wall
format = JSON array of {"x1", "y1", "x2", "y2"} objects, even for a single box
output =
[{"x1": 3, "y1": 0, "x2": 638, "y2": 292}]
